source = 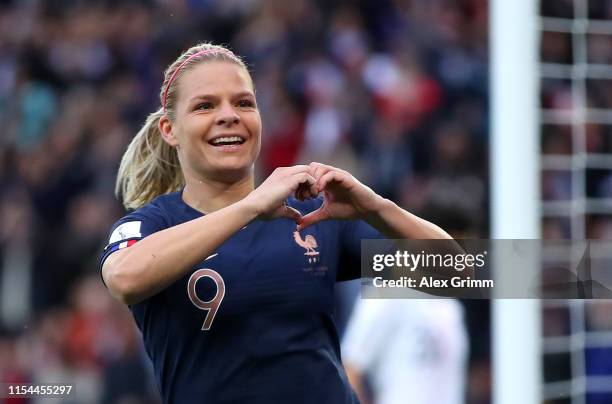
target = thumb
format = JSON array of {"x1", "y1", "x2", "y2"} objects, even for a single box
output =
[
  {"x1": 297, "y1": 205, "x2": 330, "y2": 231},
  {"x1": 275, "y1": 204, "x2": 303, "y2": 224}
]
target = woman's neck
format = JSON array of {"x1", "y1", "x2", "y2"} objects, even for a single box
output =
[{"x1": 182, "y1": 171, "x2": 255, "y2": 214}]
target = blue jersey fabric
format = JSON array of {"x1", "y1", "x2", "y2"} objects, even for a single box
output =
[{"x1": 100, "y1": 191, "x2": 381, "y2": 404}]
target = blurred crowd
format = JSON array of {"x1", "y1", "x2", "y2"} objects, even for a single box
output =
[
  {"x1": 539, "y1": 2, "x2": 612, "y2": 403},
  {"x1": 540, "y1": 0, "x2": 612, "y2": 240},
  {"x1": 0, "y1": 0, "x2": 491, "y2": 403}
]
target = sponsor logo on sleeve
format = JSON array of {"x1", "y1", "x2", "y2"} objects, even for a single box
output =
[{"x1": 109, "y1": 221, "x2": 142, "y2": 244}]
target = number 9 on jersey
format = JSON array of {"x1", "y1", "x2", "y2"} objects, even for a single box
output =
[{"x1": 187, "y1": 269, "x2": 225, "y2": 330}]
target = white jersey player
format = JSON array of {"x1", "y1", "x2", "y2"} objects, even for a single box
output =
[{"x1": 342, "y1": 299, "x2": 468, "y2": 404}]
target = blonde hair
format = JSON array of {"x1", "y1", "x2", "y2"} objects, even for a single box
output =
[{"x1": 116, "y1": 43, "x2": 248, "y2": 209}]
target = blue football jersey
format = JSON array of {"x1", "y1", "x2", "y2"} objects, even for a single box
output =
[{"x1": 100, "y1": 191, "x2": 381, "y2": 404}]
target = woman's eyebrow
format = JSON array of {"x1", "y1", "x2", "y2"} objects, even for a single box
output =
[
  {"x1": 188, "y1": 91, "x2": 254, "y2": 104},
  {"x1": 234, "y1": 91, "x2": 255, "y2": 98},
  {"x1": 188, "y1": 94, "x2": 218, "y2": 103}
]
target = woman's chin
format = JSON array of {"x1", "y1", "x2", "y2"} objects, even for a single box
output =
[{"x1": 207, "y1": 163, "x2": 253, "y2": 182}]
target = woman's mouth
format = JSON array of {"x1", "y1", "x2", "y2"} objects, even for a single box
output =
[{"x1": 208, "y1": 135, "x2": 246, "y2": 147}]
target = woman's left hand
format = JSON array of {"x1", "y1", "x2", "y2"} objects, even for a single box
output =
[{"x1": 297, "y1": 162, "x2": 384, "y2": 230}]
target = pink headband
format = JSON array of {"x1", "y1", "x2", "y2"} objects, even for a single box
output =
[{"x1": 162, "y1": 48, "x2": 236, "y2": 112}]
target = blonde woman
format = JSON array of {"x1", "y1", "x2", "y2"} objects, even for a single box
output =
[{"x1": 100, "y1": 43, "x2": 451, "y2": 403}]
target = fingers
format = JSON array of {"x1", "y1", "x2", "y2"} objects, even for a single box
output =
[
  {"x1": 295, "y1": 172, "x2": 317, "y2": 189},
  {"x1": 297, "y1": 203, "x2": 330, "y2": 231},
  {"x1": 274, "y1": 165, "x2": 311, "y2": 178},
  {"x1": 273, "y1": 165, "x2": 319, "y2": 200},
  {"x1": 308, "y1": 162, "x2": 334, "y2": 183},
  {"x1": 294, "y1": 172, "x2": 318, "y2": 200},
  {"x1": 271, "y1": 163, "x2": 346, "y2": 203},
  {"x1": 316, "y1": 170, "x2": 347, "y2": 192},
  {"x1": 279, "y1": 204, "x2": 303, "y2": 224},
  {"x1": 308, "y1": 162, "x2": 349, "y2": 192},
  {"x1": 254, "y1": 165, "x2": 327, "y2": 221},
  {"x1": 281, "y1": 162, "x2": 341, "y2": 182}
]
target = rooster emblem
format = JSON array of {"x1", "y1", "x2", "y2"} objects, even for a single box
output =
[{"x1": 293, "y1": 231, "x2": 319, "y2": 256}]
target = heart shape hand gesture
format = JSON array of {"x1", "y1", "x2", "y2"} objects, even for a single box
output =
[
  {"x1": 244, "y1": 162, "x2": 383, "y2": 229},
  {"x1": 297, "y1": 162, "x2": 383, "y2": 230}
]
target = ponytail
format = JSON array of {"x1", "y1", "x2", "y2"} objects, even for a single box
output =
[{"x1": 115, "y1": 109, "x2": 184, "y2": 210}]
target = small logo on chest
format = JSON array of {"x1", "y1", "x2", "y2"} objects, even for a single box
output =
[{"x1": 293, "y1": 230, "x2": 320, "y2": 264}]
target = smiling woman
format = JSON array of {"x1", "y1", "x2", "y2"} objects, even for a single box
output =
[
  {"x1": 159, "y1": 60, "x2": 261, "y2": 188},
  {"x1": 115, "y1": 44, "x2": 260, "y2": 210},
  {"x1": 100, "y1": 42, "x2": 452, "y2": 404}
]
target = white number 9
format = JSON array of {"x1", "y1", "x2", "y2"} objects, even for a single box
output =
[{"x1": 187, "y1": 268, "x2": 225, "y2": 330}]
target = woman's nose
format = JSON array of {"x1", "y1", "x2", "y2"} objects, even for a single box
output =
[{"x1": 215, "y1": 103, "x2": 240, "y2": 126}]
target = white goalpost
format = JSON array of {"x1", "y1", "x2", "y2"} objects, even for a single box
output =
[
  {"x1": 493, "y1": 0, "x2": 612, "y2": 402},
  {"x1": 490, "y1": 1, "x2": 542, "y2": 404}
]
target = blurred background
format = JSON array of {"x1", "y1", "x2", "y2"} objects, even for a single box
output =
[{"x1": 0, "y1": 0, "x2": 609, "y2": 403}]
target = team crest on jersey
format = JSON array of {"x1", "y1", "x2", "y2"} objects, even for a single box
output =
[
  {"x1": 293, "y1": 230, "x2": 320, "y2": 264},
  {"x1": 109, "y1": 221, "x2": 142, "y2": 244}
]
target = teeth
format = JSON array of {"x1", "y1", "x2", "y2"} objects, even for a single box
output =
[{"x1": 212, "y1": 136, "x2": 243, "y2": 145}]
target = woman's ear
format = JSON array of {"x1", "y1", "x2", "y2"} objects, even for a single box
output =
[{"x1": 159, "y1": 115, "x2": 179, "y2": 147}]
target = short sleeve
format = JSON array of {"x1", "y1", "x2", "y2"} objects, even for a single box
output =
[
  {"x1": 337, "y1": 219, "x2": 384, "y2": 281},
  {"x1": 341, "y1": 299, "x2": 394, "y2": 370},
  {"x1": 99, "y1": 206, "x2": 168, "y2": 271}
]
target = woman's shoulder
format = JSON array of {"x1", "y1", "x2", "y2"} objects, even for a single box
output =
[
  {"x1": 145, "y1": 190, "x2": 183, "y2": 211},
  {"x1": 123, "y1": 191, "x2": 183, "y2": 223}
]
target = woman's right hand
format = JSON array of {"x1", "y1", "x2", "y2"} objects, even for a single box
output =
[{"x1": 243, "y1": 165, "x2": 318, "y2": 223}]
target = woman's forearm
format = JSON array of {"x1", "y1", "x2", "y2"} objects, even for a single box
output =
[
  {"x1": 103, "y1": 199, "x2": 258, "y2": 305},
  {"x1": 104, "y1": 166, "x2": 317, "y2": 305},
  {"x1": 365, "y1": 198, "x2": 453, "y2": 240}
]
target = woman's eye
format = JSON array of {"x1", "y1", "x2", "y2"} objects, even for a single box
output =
[
  {"x1": 196, "y1": 102, "x2": 214, "y2": 110},
  {"x1": 237, "y1": 99, "x2": 255, "y2": 108}
]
